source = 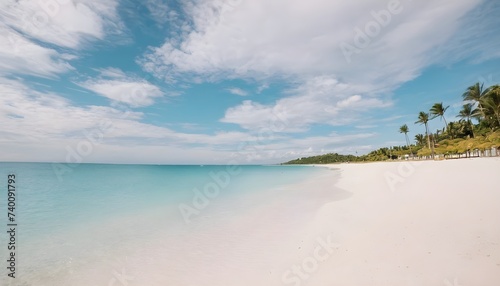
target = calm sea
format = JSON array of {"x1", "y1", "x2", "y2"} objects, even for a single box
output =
[{"x1": 0, "y1": 163, "x2": 328, "y2": 285}]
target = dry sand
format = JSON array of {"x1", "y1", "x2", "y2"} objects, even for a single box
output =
[{"x1": 304, "y1": 157, "x2": 500, "y2": 286}]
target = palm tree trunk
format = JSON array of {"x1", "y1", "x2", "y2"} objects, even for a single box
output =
[
  {"x1": 442, "y1": 116, "x2": 448, "y2": 131},
  {"x1": 405, "y1": 134, "x2": 413, "y2": 156},
  {"x1": 425, "y1": 123, "x2": 435, "y2": 159},
  {"x1": 468, "y1": 119, "x2": 475, "y2": 138},
  {"x1": 425, "y1": 124, "x2": 431, "y2": 150}
]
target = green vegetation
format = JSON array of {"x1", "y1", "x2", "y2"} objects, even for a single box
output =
[
  {"x1": 283, "y1": 82, "x2": 500, "y2": 164},
  {"x1": 284, "y1": 153, "x2": 361, "y2": 164},
  {"x1": 415, "y1": 111, "x2": 433, "y2": 153},
  {"x1": 399, "y1": 124, "x2": 413, "y2": 155}
]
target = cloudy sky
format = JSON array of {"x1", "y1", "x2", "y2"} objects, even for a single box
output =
[{"x1": 1, "y1": 0, "x2": 499, "y2": 164}]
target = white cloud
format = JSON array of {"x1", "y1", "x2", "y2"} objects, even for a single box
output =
[
  {"x1": 227, "y1": 87, "x2": 248, "y2": 96},
  {"x1": 140, "y1": 0, "x2": 487, "y2": 132},
  {"x1": 78, "y1": 68, "x2": 165, "y2": 108},
  {"x1": 256, "y1": 83, "x2": 269, "y2": 93},
  {"x1": 0, "y1": 0, "x2": 122, "y2": 49},
  {"x1": 0, "y1": 78, "x2": 267, "y2": 162},
  {"x1": 80, "y1": 80, "x2": 164, "y2": 108},
  {"x1": 145, "y1": 0, "x2": 180, "y2": 27},
  {"x1": 431, "y1": 0, "x2": 500, "y2": 64},
  {"x1": 0, "y1": 27, "x2": 73, "y2": 77},
  {"x1": 0, "y1": 78, "x2": 258, "y2": 146},
  {"x1": 0, "y1": 0, "x2": 123, "y2": 78},
  {"x1": 0, "y1": 78, "x2": 381, "y2": 163},
  {"x1": 97, "y1": 67, "x2": 127, "y2": 78},
  {"x1": 221, "y1": 75, "x2": 391, "y2": 132},
  {"x1": 355, "y1": 125, "x2": 377, "y2": 129},
  {"x1": 336, "y1": 95, "x2": 362, "y2": 108},
  {"x1": 0, "y1": 78, "x2": 141, "y2": 141},
  {"x1": 140, "y1": 0, "x2": 481, "y2": 84}
]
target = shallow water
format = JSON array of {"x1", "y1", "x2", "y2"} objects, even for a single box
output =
[{"x1": 0, "y1": 163, "x2": 331, "y2": 285}]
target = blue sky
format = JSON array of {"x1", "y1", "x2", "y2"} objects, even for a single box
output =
[{"x1": 1, "y1": 0, "x2": 499, "y2": 164}]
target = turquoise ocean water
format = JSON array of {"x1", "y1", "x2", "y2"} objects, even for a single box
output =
[{"x1": 0, "y1": 163, "x2": 329, "y2": 285}]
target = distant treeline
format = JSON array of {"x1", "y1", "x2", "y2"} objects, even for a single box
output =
[
  {"x1": 283, "y1": 81, "x2": 500, "y2": 164},
  {"x1": 282, "y1": 146, "x2": 416, "y2": 164},
  {"x1": 283, "y1": 153, "x2": 361, "y2": 164}
]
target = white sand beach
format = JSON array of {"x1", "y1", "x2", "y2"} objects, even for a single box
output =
[{"x1": 294, "y1": 157, "x2": 500, "y2": 286}]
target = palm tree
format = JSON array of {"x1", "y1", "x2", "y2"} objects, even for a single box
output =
[
  {"x1": 415, "y1": 111, "x2": 432, "y2": 150},
  {"x1": 481, "y1": 85, "x2": 500, "y2": 128},
  {"x1": 399, "y1": 124, "x2": 413, "y2": 155},
  {"x1": 447, "y1": 122, "x2": 458, "y2": 139},
  {"x1": 415, "y1": 134, "x2": 426, "y2": 146},
  {"x1": 430, "y1": 102, "x2": 449, "y2": 130},
  {"x1": 463, "y1": 82, "x2": 488, "y2": 120},
  {"x1": 457, "y1": 103, "x2": 480, "y2": 137}
]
